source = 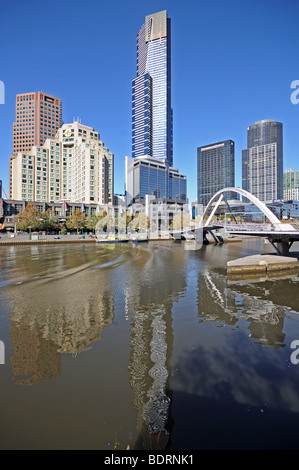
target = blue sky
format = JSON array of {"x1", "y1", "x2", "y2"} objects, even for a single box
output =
[{"x1": 0, "y1": 0, "x2": 298, "y2": 203}]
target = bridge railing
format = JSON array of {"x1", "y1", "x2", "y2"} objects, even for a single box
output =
[{"x1": 224, "y1": 222, "x2": 299, "y2": 232}]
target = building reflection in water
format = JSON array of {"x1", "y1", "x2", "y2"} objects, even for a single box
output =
[
  {"x1": 3, "y1": 241, "x2": 299, "y2": 447},
  {"x1": 166, "y1": 263, "x2": 299, "y2": 419},
  {"x1": 5, "y1": 250, "x2": 115, "y2": 385},
  {"x1": 197, "y1": 269, "x2": 297, "y2": 348},
  {"x1": 10, "y1": 324, "x2": 61, "y2": 385},
  {"x1": 125, "y1": 244, "x2": 187, "y2": 450}
]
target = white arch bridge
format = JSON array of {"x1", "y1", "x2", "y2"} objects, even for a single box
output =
[{"x1": 199, "y1": 188, "x2": 299, "y2": 256}]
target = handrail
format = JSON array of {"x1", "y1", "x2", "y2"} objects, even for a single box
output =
[{"x1": 225, "y1": 223, "x2": 299, "y2": 232}]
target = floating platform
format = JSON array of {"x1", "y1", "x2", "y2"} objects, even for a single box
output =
[{"x1": 227, "y1": 254, "x2": 299, "y2": 276}]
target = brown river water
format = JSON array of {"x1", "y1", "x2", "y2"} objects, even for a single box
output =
[{"x1": 0, "y1": 238, "x2": 299, "y2": 450}]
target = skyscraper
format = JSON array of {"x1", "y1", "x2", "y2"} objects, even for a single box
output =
[
  {"x1": 126, "y1": 10, "x2": 187, "y2": 207},
  {"x1": 242, "y1": 119, "x2": 283, "y2": 202},
  {"x1": 197, "y1": 140, "x2": 235, "y2": 206},
  {"x1": 132, "y1": 10, "x2": 173, "y2": 166},
  {"x1": 10, "y1": 91, "x2": 63, "y2": 198},
  {"x1": 284, "y1": 169, "x2": 299, "y2": 201}
]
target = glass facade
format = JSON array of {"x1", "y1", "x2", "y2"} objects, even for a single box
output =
[
  {"x1": 149, "y1": 168, "x2": 158, "y2": 196},
  {"x1": 132, "y1": 73, "x2": 152, "y2": 158},
  {"x1": 132, "y1": 11, "x2": 173, "y2": 166},
  {"x1": 140, "y1": 166, "x2": 148, "y2": 199},
  {"x1": 242, "y1": 119, "x2": 283, "y2": 202},
  {"x1": 131, "y1": 158, "x2": 186, "y2": 203},
  {"x1": 180, "y1": 178, "x2": 186, "y2": 201},
  {"x1": 158, "y1": 169, "x2": 166, "y2": 198},
  {"x1": 197, "y1": 140, "x2": 235, "y2": 206},
  {"x1": 284, "y1": 169, "x2": 299, "y2": 201}
]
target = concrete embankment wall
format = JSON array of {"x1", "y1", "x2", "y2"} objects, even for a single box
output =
[
  {"x1": 227, "y1": 254, "x2": 299, "y2": 276},
  {"x1": 0, "y1": 235, "x2": 95, "y2": 245}
]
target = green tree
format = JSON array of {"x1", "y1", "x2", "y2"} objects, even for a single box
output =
[
  {"x1": 66, "y1": 209, "x2": 86, "y2": 233},
  {"x1": 85, "y1": 212, "x2": 110, "y2": 233},
  {"x1": 16, "y1": 204, "x2": 41, "y2": 232},
  {"x1": 39, "y1": 210, "x2": 60, "y2": 233}
]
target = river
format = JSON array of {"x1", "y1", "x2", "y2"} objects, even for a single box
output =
[{"x1": 0, "y1": 238, "x2": 299, "y2": 450}]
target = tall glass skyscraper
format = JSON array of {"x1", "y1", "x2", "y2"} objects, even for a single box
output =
[
  {"x1": 132, "y1": 10, "x2": 173, "y2": 166},
  {"x1": 197, "y1": 140, "x2": 235, "y2": 206},
  {"x1": 242, "y1": 119, "x2": 283, "y2": 202}
]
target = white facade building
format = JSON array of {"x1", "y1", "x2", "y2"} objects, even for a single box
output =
[{"x1": 11, "y1": 122, "x2": 114, "y2": 205}]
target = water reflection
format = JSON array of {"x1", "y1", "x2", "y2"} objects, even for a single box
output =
[
  {"x1": 197, "y1": 268, "x2": 299, "y2": 348},
  {"x1": 125, "y1": 244, "x2": 187, "y2": 449},
  {"x1": 1, "y1": 240, "x2": 299, "y2": 449},
  {"x1": 167, "y1": 255, "x2": 299, "y2": 441},
  {"x1": 11, "y1": 323, "x2": 61, "y2": 385},
  {"x1": 2, "y1": 245, "x2": 116, "y2": 385}
]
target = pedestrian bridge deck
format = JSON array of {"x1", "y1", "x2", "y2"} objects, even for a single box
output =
[{"x1": 224, "y1": 223, "x2": 299, "y2": 239}]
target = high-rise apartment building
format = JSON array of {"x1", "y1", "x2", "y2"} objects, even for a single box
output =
[
  {"x1": 284, "y1": 169, "x2": 299, "y2": 201},
  {"x1": 10, "y1": 92, "x2": 63, "y2": 197},
  {"x1": 197, "y1": 140, "x2": 235, "y2": 206},
  {"x1": 242, "y1": 119, "x2": 283, "y2": 202},
  {"x1": 132, "y1": 10, "x2": 173, "y2": 165},
  {"x1": 11, "y1": 122, "x2": 113, "y2": 205}
]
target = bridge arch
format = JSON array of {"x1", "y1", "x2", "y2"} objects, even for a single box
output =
[{"x1": 201, "y1": 187, "x2": 281, "y2": 226}]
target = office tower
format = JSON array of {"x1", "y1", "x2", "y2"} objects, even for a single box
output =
[
  {"x1": 125, "y1": 156, "x2": 186, "y2": 206},
  {"x1": 284, "y1": 169, "x2": 299, "y2": 201},
  {"x1": 132, "y1": 10, "x2": 173, "y2": 166},
  {"x1": 11, "y1": 122, "x2": 114, "y2": 205},
  {"x1": 197, "y1": 140, "x2": 235, "y2": 206},
  {"x1": 9, "y1": 92, "x2": 63, "y2": 198},
  {"x1": 126, "y1": 10, "x2": 188, "y2": 206},
  {"x1": 242, "y1": 119, "x2": 283, "y2": 202}
]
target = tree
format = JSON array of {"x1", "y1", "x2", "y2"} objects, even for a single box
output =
[
  {"x1": 170, "y1": 212, "x2": 190, "y2": 230},
  {"x1": 16, "y1": 204, "x2": 41, "y2": 232},
  {"x1": 95, "y1": 211, "x2": 117, "y2": 235},
  {"x1": 116, "y1": 213, "x2": 132, "y2": 234},
  {"x1": 128, "y1": 213, "x2": 150, "y2": 233},
  {"x1": 66, "y1": 209, "x2": 86, "y2": 233},
  {"x1": 85, "y1": 215, "x2": 100, "y2": 233},
  {"x1": 39, "y1": 210, "x2": 60, "y2": 233}
]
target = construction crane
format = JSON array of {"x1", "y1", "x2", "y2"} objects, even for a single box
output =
[{"x1": 2, "y1": 187, "x2": 9, "y2": 199}]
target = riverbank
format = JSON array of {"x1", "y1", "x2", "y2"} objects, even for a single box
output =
[
  {"x1": 0, "y1": 235, "x2": 246, "y2": 246},
  {"x1": 0, "y1": 234, "x2": 96, "y2": 245},
  {"x1": 0, "y1": 234, "x2": 174, "y2": 245}
]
